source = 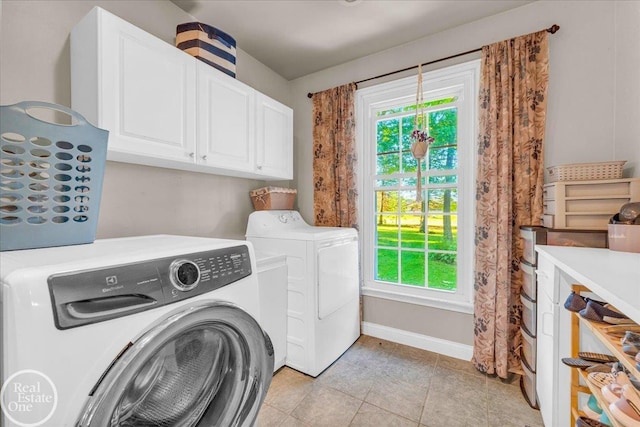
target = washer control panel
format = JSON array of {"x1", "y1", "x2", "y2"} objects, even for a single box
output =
[
  {"x1": 277, "y1": 211, "x2": 303, "y2": 224},
  {"x1": 246, "y1": 210, "x2": 307, "y2": 236},
  {"x1": 49, "y1": 245, "x2": 252, "y2": 329},
  {"x1": 170, "y1": 259, "x2": 201, "y2": 291}
]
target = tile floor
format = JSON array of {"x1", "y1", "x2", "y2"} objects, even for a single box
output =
[{"x1": 258, "y1": 335, "x2": 544, "y2": 427}]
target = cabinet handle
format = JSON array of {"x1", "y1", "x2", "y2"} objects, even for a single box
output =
[
  {"x1": 257, "y1": 165, "x2": 263, "y2": 170},
  {"x1": 201, "y1": 155, "x2": 207, "y2": 161},
  {"x1": 189, "y1": 152, "x2": 195, "y2": 158}
]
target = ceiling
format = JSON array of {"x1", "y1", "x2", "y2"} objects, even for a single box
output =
[{"x1": 171, "y1": 0, "x2": 532, "y2": 80}]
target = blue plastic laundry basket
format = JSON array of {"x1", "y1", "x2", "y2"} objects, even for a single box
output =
[{"x1": 0, "y1": 101, "x2": 109, "y2": 251}]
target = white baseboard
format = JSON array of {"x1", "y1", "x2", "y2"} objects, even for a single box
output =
[{"x1": 361, "y1": 321, "x2": 473, "y2": 361}]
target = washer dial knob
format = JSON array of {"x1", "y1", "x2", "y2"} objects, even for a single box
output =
[{"x1": 170, "y1": 260, "x2": 200, "y2": 291}]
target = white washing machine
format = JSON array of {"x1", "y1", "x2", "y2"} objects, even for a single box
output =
[
  {"x1": 246, "y1": 210, "x2": 359, "y2": 377},
  {"x1": 0, "y1": 235, "x2": 273, "y2": 427}
]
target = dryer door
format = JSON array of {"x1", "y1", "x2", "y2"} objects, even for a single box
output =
[{"x1": 77, "y1": 301, "x2": 274, "y2": 427}]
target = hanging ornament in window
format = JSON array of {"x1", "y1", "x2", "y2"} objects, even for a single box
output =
[{"x1": 410, "y1": 64, "x2": 434, "y2": 203}]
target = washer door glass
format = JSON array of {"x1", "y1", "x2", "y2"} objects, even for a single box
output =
[{"x1": 78, "y1": 301, "x2": 274, "y2": 427}]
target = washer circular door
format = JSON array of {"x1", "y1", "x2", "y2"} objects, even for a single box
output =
[{"x1": 77, "y1": 301, "x2": 274, "y2": 427}]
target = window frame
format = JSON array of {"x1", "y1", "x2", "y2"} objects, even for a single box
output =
[{"x1": 356, "y1": 60, "x2": 480, "y2": 314}]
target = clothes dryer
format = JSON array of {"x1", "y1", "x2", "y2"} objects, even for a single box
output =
[
  {"x1": 246, "y1": 210, "x2": 359, "y2": 377},
  {"x1": 0, "y1": 235, "x2": 273, "y2": 427}
]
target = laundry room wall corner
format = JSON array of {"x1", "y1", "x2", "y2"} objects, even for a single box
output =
[{"x1": 0, "y1": 0, "x2": 294, "y2": 240}]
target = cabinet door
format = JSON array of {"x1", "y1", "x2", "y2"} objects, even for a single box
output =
[
  {"x1": 197, "y1": 61, "x2": 255, "y2": 172},
  {"x1": 256, "y1": 93, "x2": 293, "y2": 179},
  {"x1": 97, "y1": 9, "x2": 196, "y2": 162}
]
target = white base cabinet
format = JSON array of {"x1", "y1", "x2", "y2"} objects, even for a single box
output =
[
  {"x1": 535, "y1": 246, "x2": 640, "y2": 427},
  {"x1": 536, "y1": 253, "x2": 572, "y2": 427},
  {"x1": 71, "y1": 7, "x2": 292, "y2": 180}
]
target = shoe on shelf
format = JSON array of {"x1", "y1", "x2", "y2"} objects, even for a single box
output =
[
  {"x1": 622, "y1": 331, "x2": 640, "y2": 356},
  {"x1": 588, "y1": 372, "x2": 617, "y2": 389},
  {"x1": 584, "y1": 404, "x2": 602, "y2": 420},
  {"x1": 575, "y1": 415, "x2": 611, "y2": 427},
  {"x1": 587, "y1": 363, "x2": 616, "y2": 374},
  {"x1": 609, "y1": 385, "x2": 640, "y2": 427},
  {"x1": 602, "y1": 372, "x2": 632, "y2": 404},
  {"x1": 564, "y1": 292, "x2": 605, "y2": 313},
  {"x1": 585, "y1": 394, "x2": 604, "y2": 417},
  {"x1": 563, "y1": 357, "x2": 599, "y2": 369},
  {"x1": 600, "y1": 411, "x2": 613, "y2": 426},
  {"x1": 626, "y1": 385, "x2": 640, "y2": 414},
  {"x1": 580, "y1": 300, "x2": 631, "y2": 325},
  {"x1": 580, "y1": 352, "x2": 619, "y2": 363},
  {"x1": 565, "y1": 291, "x2": 589, "y2": 312},
  {"x1": 603, "y1": 383, "x2": 625, "y2": 404}
]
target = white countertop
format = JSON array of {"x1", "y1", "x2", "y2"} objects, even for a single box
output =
[{"x1": 536, "y1": 246, "x2": 640, "y2": 324}]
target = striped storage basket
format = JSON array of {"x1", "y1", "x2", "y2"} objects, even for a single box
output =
[{"x1": 176, "y1": 22, "x2": 236, "y2": 78}]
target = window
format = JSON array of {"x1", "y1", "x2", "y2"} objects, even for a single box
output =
[{"x1": 356, "y1": 60, "x2": 479, "y2": 313}]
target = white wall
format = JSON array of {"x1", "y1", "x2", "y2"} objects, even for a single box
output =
[
  {"x1": 0, "y1": 0, "x2": 292, "y2": 240},
  {"x1": 290, "y1": 0, "x2": 639, "y2": 346},
  {"x1": 614, "y1": 1, "x2": 640, "y2": 176}
]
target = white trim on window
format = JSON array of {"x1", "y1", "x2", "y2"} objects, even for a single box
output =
[{"x1": 356, "y1": 60, "x2": 480, "y2": 314}]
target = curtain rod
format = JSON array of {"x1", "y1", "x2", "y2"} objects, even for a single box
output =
[{"x1": 307, "y1": 24, "x2": 559, "y2": 98}]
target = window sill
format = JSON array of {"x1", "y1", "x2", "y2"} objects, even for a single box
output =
[{"x1": 361, "y1": 286, "x2": 474, "y2": 314}]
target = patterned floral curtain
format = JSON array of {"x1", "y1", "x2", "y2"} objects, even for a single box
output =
[
  {"x1": 472, "y1": 31, "x2": 549, "y2": 378},
  {"x1": 312, "y1": 83, "x2": 358, "y2": 228}
]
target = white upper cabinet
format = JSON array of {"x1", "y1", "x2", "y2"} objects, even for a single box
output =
[
  {"x1": 71, "y1": 7, "x2": 196, "y2": 165},
  {"x1": 256, "y1": 93, "x2": 293, "y2": 180},
  {"x1": 71, "y1": 7, "x2": 293, "y2": 180},
  {"x1": 196, "y1": 61, "x2": 255, "y2": 173}
]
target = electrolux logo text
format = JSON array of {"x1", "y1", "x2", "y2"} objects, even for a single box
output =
[{"x1": 1, "y1": 370, "x2": 58, "y2": 427}]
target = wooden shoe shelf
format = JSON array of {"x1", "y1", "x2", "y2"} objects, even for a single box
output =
[
  {"x1": 570, "y1": 284, "x2": 640, "y2": 427},
  {"x1": 577, "y1": 369, "x2": 623, "y2": 427}
]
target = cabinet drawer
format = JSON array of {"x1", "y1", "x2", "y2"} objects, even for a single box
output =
[
  {"x1": 543, "y1": 185, "x2": 556, "y2": 201},
  {"x1": 564, "y1": 214, "x2": 610, "y2": 230},
  {"x1": 543, "y1": 200, "x2": 556, "y2": 215},
  {"x1": 565, "y1": 181, "x2": 633, "y2": 197},
  {"x1": 521, "y1": 325, "x2": 537, "y2": 370},
  {"x1": 521, "y1": 293, "x2": 537, "y2": 334},
  {"x1": 520, "y1": 260, "x2": 537, "y2": 301},
  {"x1": 565, "y1": 198, "x2": 630, "y2": 213},
  {"x1": 519, "y1": 227, "x2": 546, "y2": 265},
  {"x1": 520, "y1": 357, "x2": 538, "y2": 409}
]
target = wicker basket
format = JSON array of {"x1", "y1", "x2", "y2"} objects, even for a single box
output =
[
  {"x1": 547, "y1": 161, "x2": 626, "y2": 182},
  {"x1": 250, "y1": 187, "x2": 296, "y2": 210}
]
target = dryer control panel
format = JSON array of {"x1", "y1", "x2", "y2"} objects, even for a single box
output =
[{"x1": 49, "y1": 245, "x2": 252, "y2": 329}]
